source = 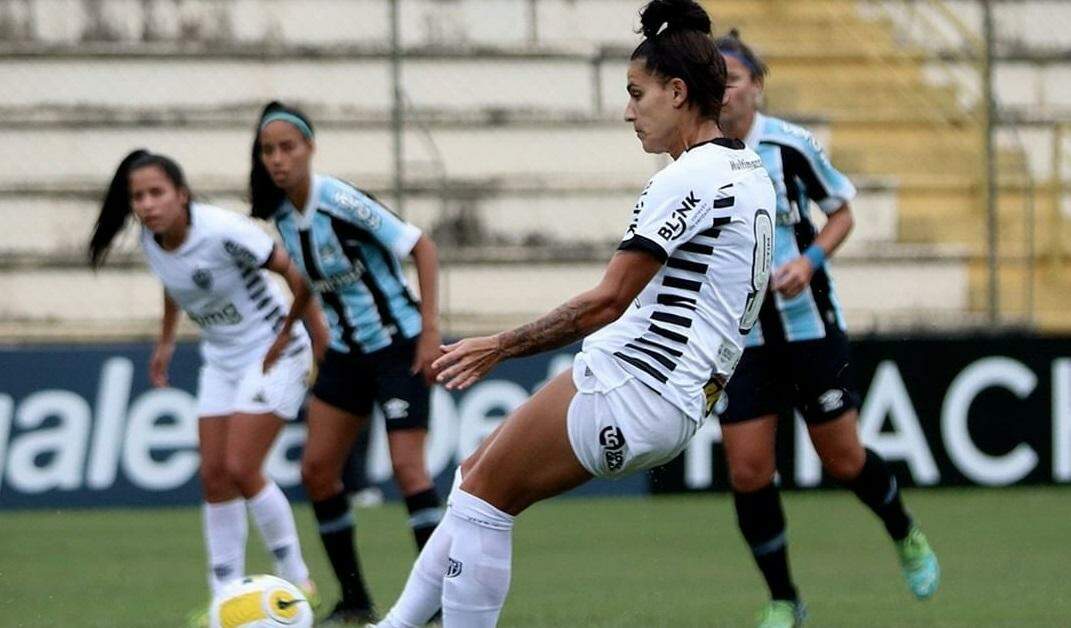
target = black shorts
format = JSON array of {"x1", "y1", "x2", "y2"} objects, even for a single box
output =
[
  {"x1": 720, "y1": 328, "x2": 860, "y2": 426},
  {"x1": 312, "y1": 339, "x2": 430, "y2": 432}
]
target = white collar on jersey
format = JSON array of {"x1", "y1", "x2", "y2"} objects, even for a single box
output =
[
  {"x1": 743, "y1": 111, "x2": 765, "y2": 152},
  {"x1": 295, "y1": 174, "x2": 324, "y2": 230}
]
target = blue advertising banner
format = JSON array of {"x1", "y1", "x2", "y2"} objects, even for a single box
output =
[
  {"x1": 0, "y1": 342, "x2": 643, "y2": 510},
  {"x1": 2, "y1": 334, "x2": 1069, "y2": 509}
]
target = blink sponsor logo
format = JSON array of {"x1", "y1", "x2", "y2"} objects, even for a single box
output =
[
  {"x1": 188, "y1": 303, "x2": 242, "y2": 327},
  {"x1": 657, "y1": 191, "x2": 702, "y2": 241}
]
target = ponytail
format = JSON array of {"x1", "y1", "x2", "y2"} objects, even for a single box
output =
[
  {"x1": 88, "y1": 149, "x2": 192, "y2": 269},
  {"x1": 250, "y1": 100, "x2": 315, "y2": 219}
]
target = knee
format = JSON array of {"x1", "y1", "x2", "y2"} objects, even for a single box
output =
[
  {"x1": 728, "y1": 456, "x2": 776, "y2": 493},
  {"x1": 225, "y1": 455, "x2": 263, "y2": 496},
  {"x1": 392, "y1": 457, "x2": 430, "y2": 494},
  {"x1": 301, "y1": 456, "x2": 338, "y2": 500},
  {"x1": 822, "y1": 446, "x2": 866, "y2": 482},
  {"x1": 200, "y1": 460, "x2": 233, "y2": 501}
]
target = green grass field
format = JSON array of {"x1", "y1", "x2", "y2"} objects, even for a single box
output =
[{"x1": 2, "y1": 487, "x2": 1068, "y2": 627}]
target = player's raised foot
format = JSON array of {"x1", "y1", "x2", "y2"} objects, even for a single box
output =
[
  {"x1": 756, "y1": 599, "x2": 806, "y2": 628},
  {"x1": 320, "y1": 601, "x2": 378, "y2": 626},
  {"x1": 896, "y1": 526, "x2": 940, "y2": 600},
  {"x1": 185, "y1": 604, "x2": 209, "y2": 628}
]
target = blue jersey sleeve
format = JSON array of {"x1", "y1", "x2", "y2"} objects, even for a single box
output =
[
  {"x1": 321, "y1": 179, "x2": 422, "y2": 258},
  {"x1": 775, "y1": 121, "x2": 856, "y2": 214}
]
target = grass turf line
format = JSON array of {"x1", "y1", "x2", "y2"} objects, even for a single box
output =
[{"x1": 1, "y1": 487, "x2": 1067, "y2": 627}]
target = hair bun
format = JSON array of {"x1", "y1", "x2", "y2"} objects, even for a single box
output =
[{"x1": 639, "y1": 0, "x2": 712, "y2": 39}]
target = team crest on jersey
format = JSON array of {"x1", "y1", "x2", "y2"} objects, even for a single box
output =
[
  {"x1": 319, "y1": 243, "x2": 343, "y2": 266},
  {"x1": 192, "y1": 268, "x2": 213, "y2": 291},
  {"x1": 599, "y1": 426, "x2": 626, "y2": 471}
]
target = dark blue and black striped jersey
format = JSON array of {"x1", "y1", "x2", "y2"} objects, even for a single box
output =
[
  {"x1": 743, "y1": 113, "x2": 856, "y2": 346},
  {"x1": 273, "y1": 174, "x2": 422, "y2": 355}
]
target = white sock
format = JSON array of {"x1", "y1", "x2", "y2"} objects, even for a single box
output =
[
  {"x1": 378, "y1": 467, "x2": 465, "y2": 628},
  {"x1": 441, "y1": 489, "x2": 514, "y2": 628},
  {"x1": 203, "y1": 498, "x2": 248, "y2": 595},
  {"x1": 247, "y1": 481, "x2": 309, "y2": 585}
]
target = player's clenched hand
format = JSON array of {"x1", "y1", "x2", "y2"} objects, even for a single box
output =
[
  {"x1": 432, "y1": 335, "x2": 502, "y2": 390},
  {"x1": 149, "y1": 340, "x2": 175, "y2": 388},
  {"x1": 262, "y1": 331, "x2": 290, "y2": 374},
  {"x1": 412, "y1": 326, "x2": 443, "y2": 385},
  {"x1": 773, "y1": 256, "x2": 815, "y2": 298}
]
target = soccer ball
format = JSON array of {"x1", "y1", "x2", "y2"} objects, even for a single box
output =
[{"x1": 209, "y1": 575, "x2": 313, "y2": 628}]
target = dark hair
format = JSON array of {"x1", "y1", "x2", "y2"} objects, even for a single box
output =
[
  {"x1": 631, "y1": 0, "x2": 726, "y2": 120},
  {"x1": 715, "y1": 28, "x2": 768, "y2": 81},
  {"x1": 88, "y1": 150, "x2": 191, "y2": 269},
  {"x1": 250, "y1": 100, "x2": 315, "y2": 219}
]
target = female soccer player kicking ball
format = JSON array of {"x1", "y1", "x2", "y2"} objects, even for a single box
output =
[
  {"x1": 373, "y1": 1, "x2": 776, "y2": 625},
  {"x1": 88, "y1": 150, "x2": 327, "y2": 626}
]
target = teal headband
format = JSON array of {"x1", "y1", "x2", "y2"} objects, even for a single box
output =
[
  {"x1": 719, "y1": 49, "x2": 761, "y2": 78},
  {"x1": 259, "y1": 112, "x2": 314, "y2": 139}
]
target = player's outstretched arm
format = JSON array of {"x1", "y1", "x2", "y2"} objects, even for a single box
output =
[{"x1": 432, "y1": 250, "x2": 663, "y2": 390}]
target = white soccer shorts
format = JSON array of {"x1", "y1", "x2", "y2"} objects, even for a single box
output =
[
  {"x1": 196, "y1": 347, "x2": 312, "y2": 420},
  {"x1": 566, "y1": 353, "x2": 697, "y2": 479}
]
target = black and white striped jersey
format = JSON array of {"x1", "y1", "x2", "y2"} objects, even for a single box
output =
[
  {"x1": 141, "y1": 203, "x2": 309, "y2": 372},
  {"x1": 580, "y1": 138, "x2": 775, "y2": 421}
]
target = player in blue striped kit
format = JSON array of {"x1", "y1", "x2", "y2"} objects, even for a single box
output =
[
  {"x1": 250, "y1": 102, "x2": 444, "y2": 625},
  {"x1": 714, "y1": 30, "x2": 940, "y2": 628}
]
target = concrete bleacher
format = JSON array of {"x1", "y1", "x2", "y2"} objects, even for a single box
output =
[{"x1": 2, "y1": 0, "x2": 1017, "y2": 339}]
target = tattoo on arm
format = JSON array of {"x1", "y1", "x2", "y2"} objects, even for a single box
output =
[{"x1": 498, "y1": 299, "x2": 586, "y2": 359}]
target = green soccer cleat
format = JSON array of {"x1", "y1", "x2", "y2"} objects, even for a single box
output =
[
  {"x1": 756, "y1": 599, "x2": 806, "y2": 628},
  {"x1": 896, "y1": 526, "x2": 940, "y2": 600}
]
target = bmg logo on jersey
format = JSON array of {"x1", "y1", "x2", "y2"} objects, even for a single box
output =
[{"x1": 599, "y1": 425, "x2": 627, "y2": 472}]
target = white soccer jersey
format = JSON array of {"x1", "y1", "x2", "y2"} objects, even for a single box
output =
[
  {"x1": 141, "y1": 202, "x2": 309, "y2": 372},
  {"x1": 580, "y1": 138, "x2": 775, "y2": 421}
]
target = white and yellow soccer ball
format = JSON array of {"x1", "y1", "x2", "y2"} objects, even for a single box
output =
[{"x1": 210, "y1": 575, "x2": 313, "y2": 628}]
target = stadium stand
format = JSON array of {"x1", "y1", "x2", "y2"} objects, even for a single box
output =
[{"x1": 0, "y1": 0, "x2": 1067, "y2": 340}]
